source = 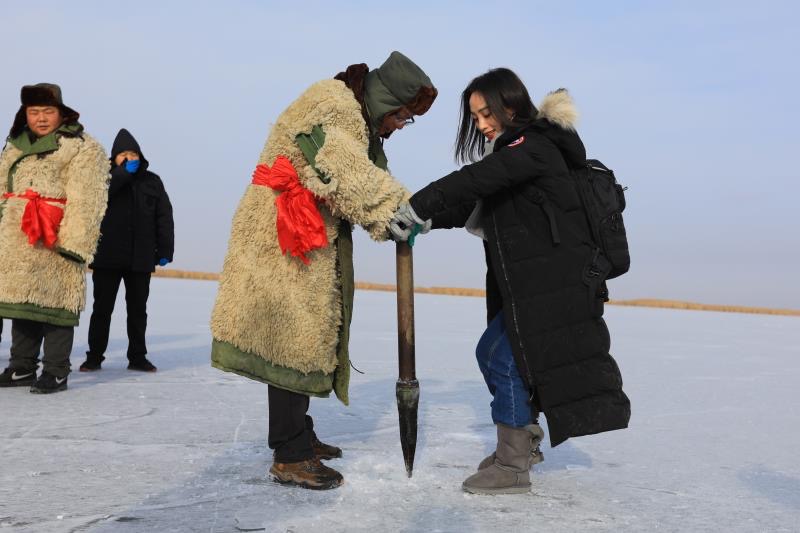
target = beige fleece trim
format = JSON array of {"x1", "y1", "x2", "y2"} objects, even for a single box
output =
[
  {"x1": 538, "y1": 89, "x2": 579, "y2": 131},
  {"x1": 0, "y1": 134, "x2": 109, "y2": 314},
  {"x1": 211, "y1": 79, "x2": 409, "y2": 376}
]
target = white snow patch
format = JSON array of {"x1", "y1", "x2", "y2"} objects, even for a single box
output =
[{"x1": 0, "y1": 278, "x2": 798, "y2": 532}]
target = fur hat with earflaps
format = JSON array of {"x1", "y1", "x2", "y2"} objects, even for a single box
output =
[{"x1": 9, "y1": 83, "x2": 82, "y2": 139}]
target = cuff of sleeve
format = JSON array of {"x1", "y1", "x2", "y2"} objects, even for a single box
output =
[{"x1": 55, "y1": 246, "x2": 85, "y2": 264}]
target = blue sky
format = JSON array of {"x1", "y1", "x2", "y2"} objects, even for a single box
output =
[{"x1": 2, "y1": 1, "x2": 798, "y2": 308}]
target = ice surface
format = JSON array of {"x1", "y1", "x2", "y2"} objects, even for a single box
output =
[{"x1": 1, "y1": 278, "x2": 798, "y2": 532}]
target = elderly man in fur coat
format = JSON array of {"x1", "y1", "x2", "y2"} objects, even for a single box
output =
[
  {"x1": 210, "y1": 51, "x2": 436, "y2": 489},
  {"x1": 0, "y1": 83, "x2": 109, "y2": 394}
]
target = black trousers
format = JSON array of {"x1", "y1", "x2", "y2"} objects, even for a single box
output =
[
  {"x1": 8, "y1": 319, "x2": 74, "y2": 378},
  {"x1": 87, "y1": 269, "x2": 151, "y2": 362},
  {"x1": 267, "y1": 385, "x2": 315, "y2": 463}
]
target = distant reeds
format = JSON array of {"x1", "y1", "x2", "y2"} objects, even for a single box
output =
[{"x1": 148, "y1": 269, "x2": 799, "y2": 317}]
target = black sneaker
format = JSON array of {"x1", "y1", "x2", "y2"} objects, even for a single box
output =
[
  {"x1": 80, "y1": 354, "x2": 104, "y2": 372},
  {"x1": 30, "y1": 372, "x2": 68, "y2": 394},
  {"x1": 80, "y1": 360, "x2": 103, "y2": 372},
  {"x1": 127, "y1": 358, "x2": 157, "y2": 372},
  {"x1": 0, "y1": 367, "x2": 37, "y2": 387}
]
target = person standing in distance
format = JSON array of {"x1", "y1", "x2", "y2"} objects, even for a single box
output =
[{"x1": 80, "y1": 129, "x2": 174, "y2": 373}]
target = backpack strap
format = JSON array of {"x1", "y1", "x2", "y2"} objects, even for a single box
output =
[{"x1": 522, "y1": 186, "x2": 561, "y2": 245}]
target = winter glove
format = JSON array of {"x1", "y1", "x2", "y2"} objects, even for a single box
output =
[
  {"x1": 157, "y1": 257, "x2": 170, "y2": 267},
  {"x1": 125, "y1": 159, "x2": 141, "y2": 174},
  {"x1": 389, "y1": 202, "x2": 431, "y2": 245},
  {"x1": 389, "y1": 217, "x2": 413, "y2": 242},
  {"x1": 395, "y1": 203, "x2": 431, "y2": 234}
]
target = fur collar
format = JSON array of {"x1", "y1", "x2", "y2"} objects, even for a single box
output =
[{"x1": 537, "y1": 89, "x2": 578, "y2": 131}]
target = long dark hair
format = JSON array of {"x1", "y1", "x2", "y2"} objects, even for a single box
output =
[{"x1": 454, "y1": 68, "x2": 538, "y2": 164}]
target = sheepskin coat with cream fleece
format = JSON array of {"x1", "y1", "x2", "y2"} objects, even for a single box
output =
[
  {"x1": 210, "y1": 79, "x2": 408, "y2": 401},
  {"x1": 0, "y1": 131, "x2": 109, "y2": 326}
]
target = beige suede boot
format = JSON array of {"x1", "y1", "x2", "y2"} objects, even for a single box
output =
[
  {"x1": 477, "y1": 423, "x2": 544, "y2": 470},
  {"x1": 463, "y1": 424, "x2": 540, "y2": 495}
]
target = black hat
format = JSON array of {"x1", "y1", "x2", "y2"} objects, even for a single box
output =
[{"x1": 9, "y1": 83, "x2": 81, "y2": 138}]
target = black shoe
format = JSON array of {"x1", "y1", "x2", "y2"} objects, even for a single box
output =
[
  {"x1": 80, "y1": 353, "x2": 104, "y2": 372},
  {"x1": 79, "y1": 359, "x2": 103, "y2": 372},
  {"x1": 30, "y1": 372, "x2": 68, "y2": 394},
  {"x1": 0, "y1": 367, "x2": 37, "y2": 387},
  {"x1": 127, "y1": 358, "x2": 157, "y2": 372}
]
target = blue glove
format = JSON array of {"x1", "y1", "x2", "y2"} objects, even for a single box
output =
[
  {"x1": 125, "y1": 159, "x2": 140, "y2": 173},
  {"x1": 157, "y1": 257, "x2": 170, "y2": 267}
]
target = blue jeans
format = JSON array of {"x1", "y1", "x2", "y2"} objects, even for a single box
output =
[{"x1": 476, "y1": 311, "x2": 533, "y2": 428}]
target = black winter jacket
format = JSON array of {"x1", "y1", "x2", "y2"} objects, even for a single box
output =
[
  {"x1": 91, "y1": 129, "x2": 174, "y2": 273},
  {"x1": 410, "y1": 92, "x2": 630, "y2": 446}
]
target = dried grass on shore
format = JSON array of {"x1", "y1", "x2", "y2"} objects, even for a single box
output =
[{"x1": 150, "y1": 269, "x2": 799, "y2": 317}]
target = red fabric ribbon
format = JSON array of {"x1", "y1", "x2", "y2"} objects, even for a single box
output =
[
  {"x1": 251, "y1": 156, "x2": 328, "y2": 265},
  {"x1": 2, "y1": 188, "x2": 66, "y2": 249}
]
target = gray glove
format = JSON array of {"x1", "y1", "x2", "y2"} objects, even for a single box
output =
[{"x1": 389, "y1": 202, "x2": 432, "y2": 242}]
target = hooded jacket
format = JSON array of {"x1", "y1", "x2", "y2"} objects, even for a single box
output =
[
  {"x1": 91, "y1": 129, "x2": 174, "y2": 272},
  {"x1": 0, "y1": 122, "x2": 109, "y2": 326},
  {"x1": 211, "y1": 52, "x2": 436, "y2": 403},
  {"x1": 410, "y1": 90, "x2": 630, "y2": 446}
]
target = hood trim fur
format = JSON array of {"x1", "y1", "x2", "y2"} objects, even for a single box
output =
[{"x1": 537, "y1": 89, "x2": 578, "y2": 131}]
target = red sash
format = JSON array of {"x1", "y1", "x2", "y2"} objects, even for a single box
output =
[
  {"x1": 2, "y1": 189, "x2": 66, "y2": 249},
  {"x1": 252, "y1": 156, "x2": 328, "y2": 265}
]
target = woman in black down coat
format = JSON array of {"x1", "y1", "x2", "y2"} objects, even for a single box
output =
[{"x1": 390, "y1": 68, "x2": 630, "y2": 495}]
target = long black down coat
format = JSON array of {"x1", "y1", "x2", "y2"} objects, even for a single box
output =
[
  {"x1": 410, "y1": 91, "x2": 630, "y2": 446},
  {"x1": 91, "y1": 129, "x2": 174, "y2": 273}
]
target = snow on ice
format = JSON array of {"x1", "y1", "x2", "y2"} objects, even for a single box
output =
[{"x1": 1, "y1": 278, "x2": 798, "y2": 532}]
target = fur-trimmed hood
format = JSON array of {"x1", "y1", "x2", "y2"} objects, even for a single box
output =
[
  {"x1": 537, "y1": 89, "x2": 578, "y2": 130},
  {"x1": 535, "y1": 89, "x2": 585, "y2": 167}
]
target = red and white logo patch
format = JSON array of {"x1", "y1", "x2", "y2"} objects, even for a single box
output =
[{"x1": 508, "y1": 136, "x2": 525, "y2": 147}]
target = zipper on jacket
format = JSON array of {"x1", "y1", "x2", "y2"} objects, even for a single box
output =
[{"x1": 491, "y1": 210, "x2": 536, "y2": 388}]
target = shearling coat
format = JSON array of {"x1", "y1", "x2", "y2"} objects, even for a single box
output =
[
  {"x1": 0, "y1": 128, "x2": 110, "y2": 326},
  {"x1": 210, "y1": 79, "x2": 409, "y2": 402},
  {"x1": 410, "y1": 91, "x2": 630, "y2": 446}
]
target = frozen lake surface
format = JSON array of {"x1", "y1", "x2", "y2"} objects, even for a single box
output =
[{"x1": 1, "y1": 278, "x2": 798, "y2": 532}]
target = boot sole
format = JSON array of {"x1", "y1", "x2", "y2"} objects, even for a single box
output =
[
  {"x1": 269, "y1": 473, "x2": 343, "y2": 491},
  {"x1": 462, "y1": 483, "x2": 531, "y2": 495},
  {"x1": 0, "y1": 380, "x2": 36, "y2": 388},
  {"x1": 30, "y1": 383, "x2": 68, "y2": 394}
]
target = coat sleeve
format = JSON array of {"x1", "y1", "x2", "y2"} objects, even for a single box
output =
[
  {"x1": 55, "y1": 138, "x2": 110, "y2": 264},
  {"x1": 311, "y1": 125, "x2": 409, "y2": 241},
  {"x1": 410, "y1": 134, "x2": 562, "y2": 221},
  {"x1": 107, "y1": 165, "x2": 134, "y2": 197},
  {"x1": 155, "y1": 180, "x2": 174, "y2": 261},
  {"x1": 431, "y1": 201, "x2": 475, "y2": 229}
]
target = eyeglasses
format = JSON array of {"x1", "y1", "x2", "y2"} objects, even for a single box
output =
[{"x1": 395, "y1": 115, "x2": 415, "y2": 126}]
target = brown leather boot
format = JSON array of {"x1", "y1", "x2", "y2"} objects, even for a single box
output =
[
  {"x1": 269, "y1": 457, "x2": 343, "y2": 490},
  {"x1": 477, "y1": 424, "x2": 544, "y2": 470},
  {"x1": 311, "y1": 433, "x2": 342, "y2": 460}
]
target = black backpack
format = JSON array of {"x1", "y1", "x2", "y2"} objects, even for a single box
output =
[{"x1": 573, "y1": 159, "x2": 630, "y2": 279}]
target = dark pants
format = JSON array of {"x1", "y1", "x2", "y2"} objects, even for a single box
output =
[
  {"x1": 8, "y1": 319, "x2": 74, "y2": 378},
  {"x1": 267, "y1": 385, "x2": 315, "y2": 463},
  {"x1": 87, "y1": 269, "x2": 151, "y2": 362}
]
